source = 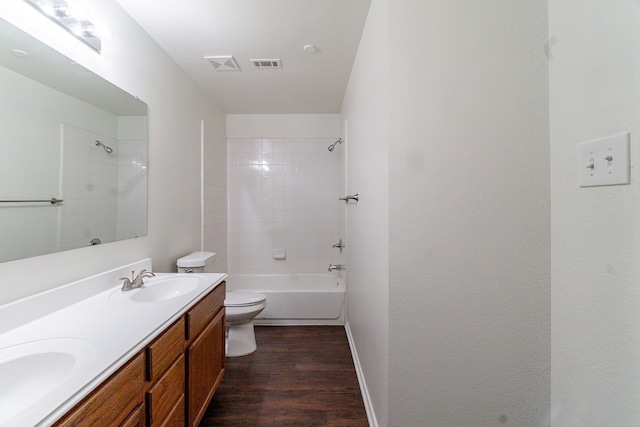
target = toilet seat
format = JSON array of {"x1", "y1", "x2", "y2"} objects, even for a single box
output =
[{"x1": 225, "y1": 291, "x2": 266, "y2": 307}]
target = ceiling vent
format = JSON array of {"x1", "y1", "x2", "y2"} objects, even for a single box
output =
[
  {"x1": 251, "y1": 59, "x2": 282, "y2": 69},
  {"x1": 204, "y1": 56, "x2": 241, "y2": 71}
]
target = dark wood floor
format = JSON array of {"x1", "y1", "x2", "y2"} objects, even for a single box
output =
[{"x1": 201, "y1": 326, "x2": 369, "y2": 426}]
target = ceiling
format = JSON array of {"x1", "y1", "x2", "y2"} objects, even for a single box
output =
[{"x1": 115, "y1": 0, "x2": 371, "y2": 114}]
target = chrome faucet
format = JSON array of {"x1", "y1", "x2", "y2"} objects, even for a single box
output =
[
  {"x1": 120, "y1": 269, "x2": 155, "y2": 291},
  {"x1": 332, "y1": 238, "x2": 345, "y2": 253},
  {"x1": 328, "y1": 264, "x2": 346, "y2": 272}
]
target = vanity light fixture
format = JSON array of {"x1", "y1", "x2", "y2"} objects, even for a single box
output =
[{"x1": 23, "y1": 0, "x2": 102, "y2": 53}]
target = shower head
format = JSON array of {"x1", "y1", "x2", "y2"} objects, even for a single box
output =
[
  {"x1": 328, "y1": 138, "x2": 343, "y2": 152},
  {"x1": 95, "y1": 140, "x2": 113, "y2": 154}
]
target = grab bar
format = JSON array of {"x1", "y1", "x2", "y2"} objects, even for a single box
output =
[
  {"x1": 0, "y1": 198, "x2": 63, "y2": 205},
  {"x1": 339, "y1": 194, "x2": 358, "y2": 204}
]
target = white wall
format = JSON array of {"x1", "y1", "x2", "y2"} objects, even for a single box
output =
[
  {"x1": 388, "y1": 1, "x2": 550, "y2": 426},
  {"x1": 340, "y1": 0, "x2": 389, "y2": 424},
  {"x1": 0, "y1": 0, "x2": 225, "y2": 304},
  {"x1": 203, "y1": 116, "x2": 228, "y2": 273},
  {"x1": 549, "y1": 2, "x2": 640, "y2": 425}
]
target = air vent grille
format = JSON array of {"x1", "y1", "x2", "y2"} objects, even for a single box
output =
[
  {"x1": 251, "y1": 59, "x2": 282, "y2": 69},
  {"x1": 204, "y1": 56, "x2": 241, "y2": 71}
]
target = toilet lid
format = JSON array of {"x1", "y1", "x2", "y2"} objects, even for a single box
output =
[{"x1": 225, "y1": 291, "x2": 266, "y2": 307}]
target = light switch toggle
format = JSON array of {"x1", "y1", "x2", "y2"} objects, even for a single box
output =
[{"x1": 578, "y1": 132, "x2": 630, "y2": 187}]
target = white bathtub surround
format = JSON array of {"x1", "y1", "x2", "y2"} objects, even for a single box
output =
[
  {"x1": 0, "y1": 259, "x2": 226, "y2": 426},
  {"x1": 59, "y1": 125, "x2": 118, "y2": 251},
  {"x1": 227, "y1": 137, "x2": 345, "y2": 275},
  {"x1": 59, "y1": 120, "x2": 147, "y2": 251},
  {"x1": 226, "y1": 274, "x2": 345, "y2": 325},
  {"x1": 116, "y1": 116, "x2": 148, "y2": 241}
]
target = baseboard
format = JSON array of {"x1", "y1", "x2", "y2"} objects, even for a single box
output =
[
  {"x1": 253, "y1": 318, "x2": 344, "y2": 326},
  {"x1": 344, "y1": 322, "x2": 378, "y2": 427}
]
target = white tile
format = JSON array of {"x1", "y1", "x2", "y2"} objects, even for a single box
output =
[
  {"x1": 261, "y1": 140, "x2": 273, "y2": 153},
  {"x1": 226, "y1": 137, "x2": 345, "y2": 275}
]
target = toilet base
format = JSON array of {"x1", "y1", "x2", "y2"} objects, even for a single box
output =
[{"x1": 226, "y1": 321, "x2": 257, "y2": 357}]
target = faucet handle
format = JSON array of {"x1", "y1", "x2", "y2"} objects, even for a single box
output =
[
  {"x1": 119, "y1": 270, "x2": 135, "y2": 281},
  {"x1": 332, "y1": 238, "x2": 345, "y2": 253}
]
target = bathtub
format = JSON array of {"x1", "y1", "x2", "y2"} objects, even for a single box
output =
[{"x1": 225, "y1": 274, "x2": 345, "y2": 325}]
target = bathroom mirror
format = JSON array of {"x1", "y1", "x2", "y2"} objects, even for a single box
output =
[{"x1": 0, "y1": 18, "x2": 148, "y2": 263}]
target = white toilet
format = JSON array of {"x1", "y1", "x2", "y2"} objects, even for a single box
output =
[
  {"x1": 176, "y1": 251, "x2": 267, "y2": 357},
  {"x1": 224, "y1": 291, "x2": 266, "y2": 357},
  {"x1": 176, "y1": 251, "x2": 217, "y2": 274}
]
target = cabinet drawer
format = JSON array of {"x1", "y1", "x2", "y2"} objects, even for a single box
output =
[
  {"x1": 55, "y1": 352, "x2": 144, "y2": 427},
  {"x1": 146, "y1": 354, "x2": 185, "y2": 426},
  {"x1": 186, "y1": 282, "x2": 225, "y2": 342},
  {"x1": 146, "y1": 317, "x2": 185, "y2": 383}
]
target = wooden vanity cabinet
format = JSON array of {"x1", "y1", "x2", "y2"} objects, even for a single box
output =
[
  {"x1": 55, "y1": 282, "x2": 225, "y2": 427},
  {"x1": 185, "y1": 281, "x2": 226, "y2": 427},
  {"x1": 54, "y1": 352, "x2": 145, "y2": 427}
]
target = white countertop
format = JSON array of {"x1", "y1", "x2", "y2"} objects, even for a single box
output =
[{"x1": 0, "y1": 259, "x2": 226, "y2": 427}]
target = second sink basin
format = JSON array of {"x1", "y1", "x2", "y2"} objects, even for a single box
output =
[
  {"x1": 0, "y1": 338, "x2": 96, "y2": 425},
  {"x1": 112, "y1": 274, "x2": 206, "y2": 303}
]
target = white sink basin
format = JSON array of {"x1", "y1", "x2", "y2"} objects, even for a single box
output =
[
  {"x1": 111, "y1": 275, "x2": 205, "y2": 303},
  {"x1": 0, "y1": 338, "x2": 96, "y2": 425}
]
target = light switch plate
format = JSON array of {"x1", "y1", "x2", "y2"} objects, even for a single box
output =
[{"x1": 578, "y1": 132, "x2": 630, "y2": 187}]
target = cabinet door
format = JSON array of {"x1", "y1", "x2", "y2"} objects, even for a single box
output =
[
  {"x1": 186, "y1": 308, "x2": 225, "y2": 427},
  {"x1": 54, "y1": 353, "x2": 145, "y2": 427}
]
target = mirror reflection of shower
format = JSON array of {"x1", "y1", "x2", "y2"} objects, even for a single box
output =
[
  {"x1": 95, "y1": 139, "x2": 113, "y2": 154},
  {"x1": 327, "y1": 138, "x2": 343, "y2": 152}
]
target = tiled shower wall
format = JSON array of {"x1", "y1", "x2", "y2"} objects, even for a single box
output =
[
  {"x1": 227, "y1": 138, "x2": 345, "y2": 274},
  {"x1": 60, "y1": 124, "x2": 118, "y2": 250},
  {"x1": 60, "y1": 117, "x2": 147, "y2": 251},
  {"x1": 116, "y1": 116, "x2": 148, "y2": 241}
]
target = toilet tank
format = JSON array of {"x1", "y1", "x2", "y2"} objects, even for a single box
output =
[{"x1": 177, "y1": 251, "x2": 216, "y2": 273}]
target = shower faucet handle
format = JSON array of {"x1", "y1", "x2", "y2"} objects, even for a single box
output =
[
  {"x1": 332, "y1": 238, "x2": 345, "y2": 253},
  {"x1": 339, "y1": 193, "x2": 359, "y2": 204}
]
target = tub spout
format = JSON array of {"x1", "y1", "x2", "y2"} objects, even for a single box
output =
[{"x1": 328, "y1": 264, "x2": 346, "y2": 272}]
